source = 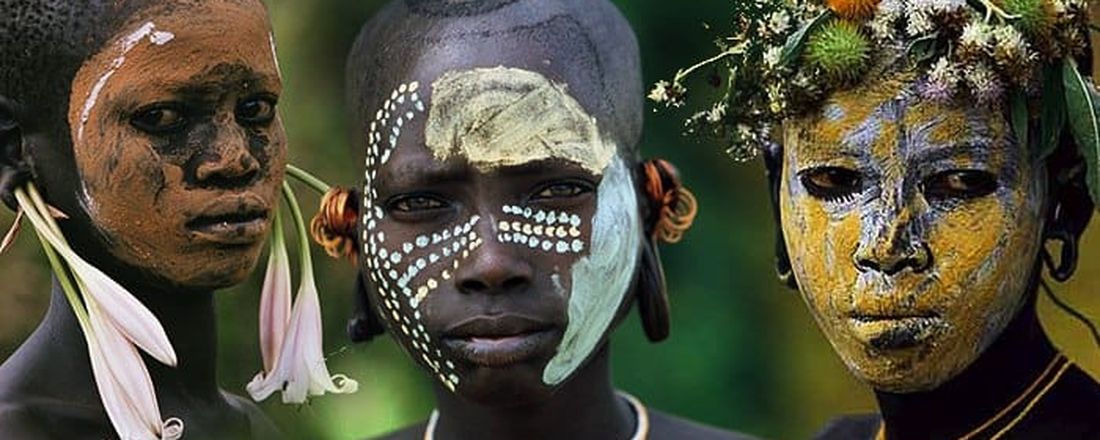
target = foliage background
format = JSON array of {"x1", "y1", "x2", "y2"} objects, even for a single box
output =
[{"x1": 1, "y1": 2, "x2": 1098, "y2": 439}]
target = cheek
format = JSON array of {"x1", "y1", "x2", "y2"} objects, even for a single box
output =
[
  {"x1": 495, "y1": 204, "x2": 590, "y2": 272},
  {"x1": 928, "y1": 190, "x2": 1042, "y2": 317},
  {"x1": 781, "y1": 177, "x2": 861, "y2": 313},
  {"x1": 75, "y1": 126, "x2": 170, "y2": 217}
]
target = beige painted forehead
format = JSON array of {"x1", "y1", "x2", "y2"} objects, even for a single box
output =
[{"x1": 425, "y1": 66, "x2": 615, "y2": 175}]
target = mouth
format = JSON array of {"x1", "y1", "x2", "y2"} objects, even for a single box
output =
[
  {"x1": 847, "y1": 314, "x2": 944, "y2": 350},
  {"x1": 186, "y1": 194, "x2": 270, "y2": 245},
  {"x1": 442, "y1": 314, "x2": 559, "y2": 368}
]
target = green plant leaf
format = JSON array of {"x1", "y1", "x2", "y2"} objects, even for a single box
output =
[
  {"x1": 780, "y1": 11, "x2": 832, "y2": 67},
  {"x1": 1010, "y1": 90, "x2": 1029, "y2": 157},
  {"x1": 1037, "y1": 64, "x2": 1065, "y2": 161},
  {"x1": 1062, "y1": 58, "x2": 1100, "y2": 205}
]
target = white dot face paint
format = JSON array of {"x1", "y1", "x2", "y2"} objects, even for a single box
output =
[{"x1": 359, "y1": 67, "x2": 641, "y2": 395}]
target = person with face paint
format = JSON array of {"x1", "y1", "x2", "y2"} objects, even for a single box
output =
[
  {"x1": 0, "y1": 0, "x2": 291, "y2": 438},
  {"x1": 653, "y1": 0, "x2": 1100, "y2": 439},
  {"x1": 325, "y1": 0, "x2": 752, "y2": 438}
]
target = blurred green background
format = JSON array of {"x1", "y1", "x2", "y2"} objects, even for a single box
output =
[{"x1": 1, "y1": 2, "x2": 1099, "y2": 439}]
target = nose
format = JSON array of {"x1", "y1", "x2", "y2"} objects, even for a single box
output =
[
  {"x1": 853, "y1": 200, "x2": 932, "y2": 275},
  {"x1": 454, "y1": 217, "x2": 533, "y2": 295},
  {"x1": 194, "y1": 121, "x2": 260, "y2": 188}
]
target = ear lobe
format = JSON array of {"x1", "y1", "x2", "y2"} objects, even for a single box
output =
[
  {"x1": 0, "y1": 106, "x2": 29, "y2": 211},
  {"x1": 347, "y1": 272, "x2": 386, "y2": 343},
  {"x1": 1042, "y1": 160, "x2": 1094, "y2": 281},
  {"x1": 635, "y1": 238, "x2": 670, "y2": 342}
]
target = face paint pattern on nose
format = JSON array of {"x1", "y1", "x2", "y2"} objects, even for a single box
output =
[
  {"x1": 361, "y1": 82, "x2": 471, "y2": 391},
  {"x1": 497, "y1": 205, "x2": 585, "y2": 254}
]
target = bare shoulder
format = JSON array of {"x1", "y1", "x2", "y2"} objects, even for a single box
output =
[
  {"x1": 647, "y1": 409, "x2": 760, "y2": 440},
  {"x1": 0, "y1": 397, "x2": 107, "y2": 440},
  {"x1": 367, "y1": 421, "x2": 428, "y2": 440},
  {"x1": 222, "y1": 391, "x2": 285, "y2": 440}
]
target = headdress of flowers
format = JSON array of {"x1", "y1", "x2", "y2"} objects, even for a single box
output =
[{"x1": 650, "y1": 0, "x2": 1100, "y2": 203}]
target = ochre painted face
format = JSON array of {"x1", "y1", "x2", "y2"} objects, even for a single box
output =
[
  {"x1": 780, "y1": 75, "x2": 1046, "y2": 392},
  {"x1": 357, "y1": 67, "x2": 640, "y2": 402},
  {"x1": 67, "y1": 1, "x2": 286, "y2": 289}
]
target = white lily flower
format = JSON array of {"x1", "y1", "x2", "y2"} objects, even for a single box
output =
[
  {"x1": 258, "y1": 212, "x2": 292, "y2": 372},
  {"x1": 247, "y1": 183, "x2": 358, "y2": 404},
  {"x1": 14, "y1": 185, "x2": 182, "y2": 440}
]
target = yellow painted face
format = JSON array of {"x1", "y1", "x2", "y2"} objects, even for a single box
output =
[{"x1": 779, "y1": 75, "x2": 1046, "y2": 392}]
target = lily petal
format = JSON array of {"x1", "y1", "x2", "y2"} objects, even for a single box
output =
[
  {"x1": 1, "y1": 209, "x2": 22, "y2": 255},
  {"x1": 259, "y1": 212, "x2": 292, "y2": 372},
  {"x1": 86, "y1": 299, "x2": 164, "y2": 439}
]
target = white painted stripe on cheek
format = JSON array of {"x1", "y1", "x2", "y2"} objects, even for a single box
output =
[{"x1": 542, "y1": 156, "x2": 641, "y2": 386}]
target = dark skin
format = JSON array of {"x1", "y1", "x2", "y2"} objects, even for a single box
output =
[
  {"x1": 0, "y1": 1, "x2": 285, "y2": 438},
  {"x1": 347, "y1": 1, "x2": 752, "y2": 439},
  {"x1": 764, "y1": 140, "x2": 1100, "y2": 440}
]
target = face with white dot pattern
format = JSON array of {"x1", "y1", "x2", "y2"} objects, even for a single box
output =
[{"x1": 358, "y1": 67, "x2": 641, "y2": 402}]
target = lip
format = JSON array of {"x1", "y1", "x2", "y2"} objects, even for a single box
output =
[
  {"x1": 847, "y1": 314, "x2": 944, "y2": 350},
  {"x1": 442, "y1": 314, "x2": 559, "y2": 368},
  {"x1": 186, "y1": 194, "x2": 270, "y2": 245}
]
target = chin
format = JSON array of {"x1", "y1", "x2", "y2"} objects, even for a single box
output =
[
  {"x1": 174, "y1": 248, "x2": 263, "y2": 289},
  {"x1": 843, "y1": 341, "x2": 975, "y2": 393},
  {"x1": 454, "y1": 364, "x2": 557, "y2": 406}
]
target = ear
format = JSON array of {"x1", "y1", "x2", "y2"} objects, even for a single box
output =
[
  {"x1": 0, "y1": 101, "x2": 30, "y2": 211},
  {"x1": 347, "y1": 271, "x2": 386, "y2": 343},
  {"x1": 1041, "y1": 142, "x2": 1094, "y2": 282},
  {"x1": 763, "y1": 142, "x2": 798, "y2": 290}
]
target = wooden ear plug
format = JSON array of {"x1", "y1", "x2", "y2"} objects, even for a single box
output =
[{"x1": 310, "y1": 186, "x2": 360, "y2": 262}]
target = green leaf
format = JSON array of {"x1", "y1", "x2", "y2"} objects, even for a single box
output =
[
  {"x1": 905, "y1": 33, "x2": 940, "y2": 64},
  {"x1": 1061, "y1": 58, "x2": 1100, "y2": 206},
  {"x1": 1037, "y1": 64, "x2": 1065, "y2": 161},
  {"x1": 1010, "y1": 90, "x2": 1029, "y2": 157},
  {"x1": 779, "y1": 11, "x2": 833, "y2": 67}
]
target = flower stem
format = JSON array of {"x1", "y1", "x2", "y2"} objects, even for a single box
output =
[
  {"x1": 674, "y1": 48, "x2": 738, "y2": 84},
  {"x1": 13, "y1": 188, "x2": 90, "y2": 330},
  {"x1": 281, "y1": 182, "x2": 313, "y2": 280},
  {"x1": 286, "y1": 164, "x2": 331, "y2": 195}
]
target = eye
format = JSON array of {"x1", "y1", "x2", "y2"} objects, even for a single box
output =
[
  {"x1": 530, "y1": 180, "x2": 594, "y2": 201},
  {"x1": 923, "y1": 170, "x2": 998, "y2": 200},
  {"x1": 236, "y1": 95, "x2": 277, "y2": 126},
  {"x1": 798, "y1": 166, "x2": 862, "y2": 202},
  {"x1": 387, "y1": 194, "x2": 449, "y2": 213},
  {"x1": 130, "y1": 104, "x2": 187, "y2": 135}
]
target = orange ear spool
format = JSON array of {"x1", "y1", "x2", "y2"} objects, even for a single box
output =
[
  {"x1": 310, "y1": 187, "x2": 360, "y2": 262},
  {"x1": 642, "y1": 159, "x2": 698, "y2": 244}
]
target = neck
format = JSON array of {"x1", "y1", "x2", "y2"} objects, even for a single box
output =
[
  {"x1": 875, "y1": 296, "x2": 1059, "y2": 440},
  {"x1": 430, "y1": 345, "x2": 635, "y2": 440},
  {"x1": 37, "y1": 275, "x2": 221, "y2": 402}
]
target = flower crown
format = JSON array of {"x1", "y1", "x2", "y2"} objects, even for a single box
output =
[{"x1": 650, "y1": 0, "x2": 1099, "y2": 201}]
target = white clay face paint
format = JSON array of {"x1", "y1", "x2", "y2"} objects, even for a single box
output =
[
  {"x1": 77, "y1": 22, "x2": 175, "y2": 143},
  {"x1": 360, "y1": 82, "x2": 471, "y2": 391},
  {"x1": 425, "y1": 66, "x2": 616, "y2": 174},
  {"x1": 542, "y1": 157, "x2": 640, "y2": 385},
  {"x1": 268, "y1": 33, "x2": 282, "y2": 81}
]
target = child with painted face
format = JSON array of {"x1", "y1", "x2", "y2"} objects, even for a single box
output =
[
  {"x1": 336, "y1": 0, "x2": 750, "y2": 439},
  {"x1": 0, "y1": 0, "x2": 288, "y2": 438},
  {"x1": 654, "y1": 1, "x2": 1100, "y2": 439}
]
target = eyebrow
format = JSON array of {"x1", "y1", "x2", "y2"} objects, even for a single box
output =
[{"x1": 380, "y1": 159, "x2": 471, "y2": 189}]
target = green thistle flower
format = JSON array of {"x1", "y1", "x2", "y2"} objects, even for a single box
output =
[
  {"x1": 1001, "y1": 0, "x2": 1054, "y2": 37},
  {"x1": 805, "y1": 20, "x2": 871, "y2": 82}
]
